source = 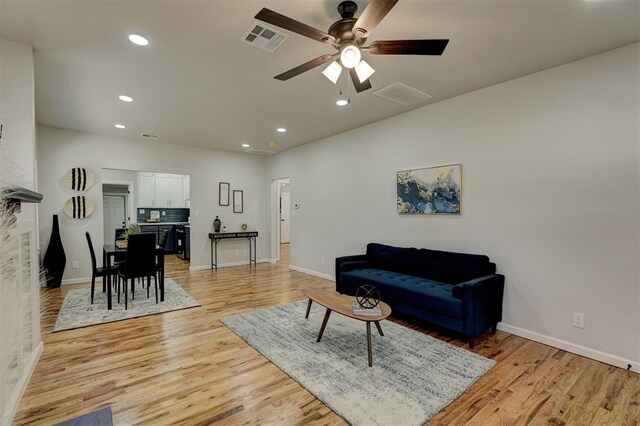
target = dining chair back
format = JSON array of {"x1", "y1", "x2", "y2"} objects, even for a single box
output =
[
  {"x1": 85, "y1": 232, "x2": 113, "y2": 304},
  {"x1": 116, "y1": 233, "x2": 158, "y2": 309},
  {"x1": 158, "y1": 230, "x2": 169, "y2": 250},
  {"x1": 124, "y1": 233, "x2": 157, "y2": 278},
  {"x1": 115, "y1": 228, "x2": 126, "y2": 241}
]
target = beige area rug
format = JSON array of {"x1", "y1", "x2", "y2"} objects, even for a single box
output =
[
  {"x1": 53, "y1": 278, "x2": 200, "y2": 332},
  {"x1": 222, "y1": 300, "x2": 495, "y2": 426}
]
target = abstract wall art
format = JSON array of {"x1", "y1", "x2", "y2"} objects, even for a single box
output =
[{"x1": 397, "y1": 164, "x2": 462, "y2": 215}]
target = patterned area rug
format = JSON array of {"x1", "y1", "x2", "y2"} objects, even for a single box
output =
[
  {"x1": 222, "y1": 300, "x2": 495, "y2": 426},
  {"x1": 53, "y1": 278, "x2": 200, "y2": 332}
]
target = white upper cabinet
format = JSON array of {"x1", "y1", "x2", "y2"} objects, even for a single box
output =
[
  {"x1": 138, "y1": 172, "x2": 155, "y2": 207},
  {"x1": 137, "y1": 172, "x2": 189, "y2": 208},
  {"x1": 155, "y1": 174, "x2": 182, "y2": 208},
  {"x1": 182, "y1": 175, "x2": 190, "y2": 207}
]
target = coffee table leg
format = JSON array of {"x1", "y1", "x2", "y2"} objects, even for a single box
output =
[
  {"x1": 305, "y1": 298, "x2": 312, "y2": 319},
  {"x1": 367, "y1": 321, "x2": 373, "y2": 367},
  {"x1": 375, "y1": 321, "x2": 384, "y2": 336},
  {"x1": 317, "y1": 308, "x2": 332, "y2": 342}
]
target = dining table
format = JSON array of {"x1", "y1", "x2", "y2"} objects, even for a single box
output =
[{"x1": 102, "y1": 243, "x2": 165, "y2": 310}]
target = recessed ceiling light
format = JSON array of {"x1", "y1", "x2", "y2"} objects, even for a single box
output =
[
  {"x1": 336, "y1": 99, "x2": 349, "y2": 106},
  {"x1": 276, "y1": 128, "x2": 286, "y2": 133},
  {"x1": 128, "y1": 34, "x2": 149, "y2": 46},
  {"x1": 118, "y1": 95, "x2": 133, "y2": 102},
  {"x1": 242, "y1": 144, "x2": 250, "y2": 148},
  {"x1": 114, "y1": 124, "x2": 126, "y2": 129}
]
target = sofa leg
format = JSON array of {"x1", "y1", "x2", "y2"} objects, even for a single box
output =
[
  {"x1": 468, "y1": 337, "x2": 476, "y2": 349},
  {"x1": 491, "y1": 323, "x2": 498, "y2": 334}
]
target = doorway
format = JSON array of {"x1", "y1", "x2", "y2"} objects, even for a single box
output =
[
  {"x1": 103, "y1": 182, "x2": 131, "y2": 245},
  {"x1": 273, "y1": 177, "x2": 291, "y2": 264}
]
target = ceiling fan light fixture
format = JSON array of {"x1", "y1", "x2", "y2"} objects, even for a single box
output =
[
  {"x1": 340, "y1": 44, "x2": 361, "y2": 69},
  {"x1": 354, "y1": 60, "x2": 375, "y2": 83},
  {"x1": 322, "y1": 61, "x2": 343, "y2": 84}
]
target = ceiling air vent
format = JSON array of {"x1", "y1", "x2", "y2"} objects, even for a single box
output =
[
  {"x1": 241, "y1": 21, "x2": 289, "y2": 52},
  {"x1": 140, "y1": 133, "x2": 159, "y2": 140},
  {"x1": 372, "y1": 82, "x2": 432, "y2": 106},
  {"x1": 244, "y1": 148, "x2": 276, "y2": 156}
]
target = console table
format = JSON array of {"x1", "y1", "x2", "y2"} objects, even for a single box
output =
[{"x1": 208, "y1": 231, "x2": 258, "y2": 270}]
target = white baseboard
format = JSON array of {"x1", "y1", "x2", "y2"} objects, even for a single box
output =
[
  {"x1": 4, "y1": 341, "x2": 43, "y2": 425},
  {"x1": 61, "y1": 276, "x2": 95, "y2": 285},
  {"x1": 189, "y1": 258, "x2": 271, "y2": 272},
  {"x1": 289, "y1": 264, "x2": 335, "y2": 282},
  {"x1": 497, "y1": 322, "x2": 639, "y2": 373}
]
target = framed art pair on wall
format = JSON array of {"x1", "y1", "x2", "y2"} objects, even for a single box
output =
[{"x1": 219, "y1": 182, "x2": 243, "y2": 213}]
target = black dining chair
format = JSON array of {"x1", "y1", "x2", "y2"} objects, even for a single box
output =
[
  {"x1": 116, "y1": 233, "x2": 158, "y2": 309},
  {"x1": 153, "y1": 230, "x2": 169, "y2": 297},
  {"x1": 86, "y1": 232, "x2": 116, "y2": 304}
]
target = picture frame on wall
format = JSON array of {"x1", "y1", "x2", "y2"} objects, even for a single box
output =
[
  {"x1": 397, "y1": 163, "x2": 462, "y2": 215},
  {"x1": 233, "y1": 190, "x2": 243, "y2": 213},
  {"x1": 219, "y1": 182, "x2": 230, "y2": 206}
]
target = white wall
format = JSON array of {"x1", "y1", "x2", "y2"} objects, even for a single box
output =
[
  {"x1": 267, "y1": 44, "x2": 640, "y2": 366},
  {"x1": 37, "y1": 126, "x2": 269, "y2": 281}
]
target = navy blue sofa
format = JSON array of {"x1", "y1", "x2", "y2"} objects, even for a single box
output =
[{"x1": 335, "y1": 243, "x2": 505, "y2": 347}]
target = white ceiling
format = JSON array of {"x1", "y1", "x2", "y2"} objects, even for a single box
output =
[{"x1": 1, "y1": 0, "x2": 638, "y2": 153}]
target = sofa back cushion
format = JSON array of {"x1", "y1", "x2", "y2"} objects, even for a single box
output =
[
  {"x1": 366, "y1": 243, "x2": 495, "y2": 284},
  {"x1": 366, "y1": 243, "x2": 417, "y2": 274},
  {"x1": 412, "y1": 248, "x2": 494, "y2": 284}
]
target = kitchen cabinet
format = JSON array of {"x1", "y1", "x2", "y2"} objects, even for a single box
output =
[
  {"x1": 137, "y1": 172, "x2": 190, "y2": 208},
  {"x1": 155, "y1": 174, "x2": 183, "y2": 208},
  {"x1": 138, "y1": 173, "x2": 155, "y2": 207},
  {"x1": 182, "y1": 175, "x2": 190, "y2": 207}
]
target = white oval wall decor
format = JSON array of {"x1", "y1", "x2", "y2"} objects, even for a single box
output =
[
  {"x1": 64, "y1": 196, "x2": 94, "y2": 219},
  {"x1": 63, "y1": 167, "x2": 94, "y2": 191}
]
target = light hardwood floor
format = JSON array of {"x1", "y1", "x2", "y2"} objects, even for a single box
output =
[{"x1": 15, "y1": 246, "x2": 639, "y2": 425}]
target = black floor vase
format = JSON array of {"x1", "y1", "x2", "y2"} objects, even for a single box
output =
[{"x1": 43, "y1": 214, "x2": 66, "y2": 288}]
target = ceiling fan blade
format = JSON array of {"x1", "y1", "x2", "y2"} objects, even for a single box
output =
[
  {"x1": 349, "y1": 68, "x2": 372, "y2": 93},
  {"x1": 368, "y1": 39, "x2": 449, "y2": 55},
  {"x1": 352, "y1": 0, "x2": 400, "y2": 41},
  {"x1": 255, "y1": 8, "x2": 335, "y2": 45},
  {"x1": 274, "y1": 54, "x2": 337, "y2": 81}
]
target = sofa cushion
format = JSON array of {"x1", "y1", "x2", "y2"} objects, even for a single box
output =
[
  {"x1": 411, "y1": 248, "x2": 495, "y2": 284},
  {"x1": 340, "y1": 268, "x2": 463, "y2": 319},
  {"x1": 366, "y1": 243, "x2": 417, "y2": 274}
]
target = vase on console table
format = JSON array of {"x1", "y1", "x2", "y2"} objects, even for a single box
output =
[
  {"x1": 43, "y1": 214, "x2": 66, "y2": 288},
  {"x1": 213, "y1": 216, "x2": 221, "y2": 233}
]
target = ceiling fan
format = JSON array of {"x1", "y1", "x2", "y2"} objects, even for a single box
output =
[{"x1": 254, "y1": 0, "x2": 449, "y2": 94}]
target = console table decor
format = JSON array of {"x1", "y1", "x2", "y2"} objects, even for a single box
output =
[{"x1": 209, "y1": 231, "x2": 257, "y2": 270}]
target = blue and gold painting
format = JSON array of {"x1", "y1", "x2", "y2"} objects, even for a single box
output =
[{"x1": 397, "y1": 164, "x2": 462, "y2": 214}]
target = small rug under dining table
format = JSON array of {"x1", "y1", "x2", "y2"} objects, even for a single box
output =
[
  {"x1": 53, "y1": 277, "x2": 200, "y2": 332},
  {"x1": 221, "y1": 300, "x2": 496, "y2": 426}
]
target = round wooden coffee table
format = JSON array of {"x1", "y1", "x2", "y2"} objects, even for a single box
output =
[{"x1": 302, "y1": 288, "x2": 392, "y2": 367}]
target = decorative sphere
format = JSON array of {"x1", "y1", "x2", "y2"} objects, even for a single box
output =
[{"x1": 356, "y1": 285, "x2": 380, "y2": 309}]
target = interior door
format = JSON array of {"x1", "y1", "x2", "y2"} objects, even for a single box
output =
[
  {"x1": 280, "y1": 190, "x2": 291, "y2": 243},
  {"x1": 103, "y1": 195, "x2": 126, "y2": 245}
]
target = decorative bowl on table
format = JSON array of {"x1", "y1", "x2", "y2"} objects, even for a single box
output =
[{"x1": 115, "y1": 240, "x2": 128, "y2": 249}]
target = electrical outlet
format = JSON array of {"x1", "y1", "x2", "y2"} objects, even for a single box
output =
[
  {"x1": 162, "y1": 211, "x2": 166, "y2": 216},
  {"x1": 573, "y1": 312, "x2": 585, "y2": 328},
  {"x1": 194, "y1": 210, "x2": 199, "y2": 217},
  {"x1": 321, "y1": 257, "x2": 325, "y2": 265},
  {"x1": 71, "y1": 260, "x2": 79, "y2": 269}
]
